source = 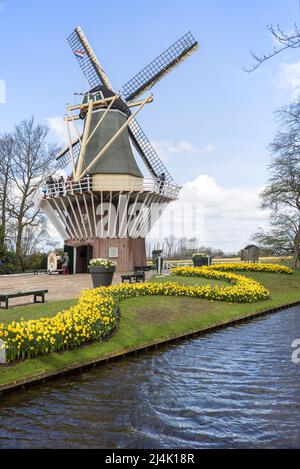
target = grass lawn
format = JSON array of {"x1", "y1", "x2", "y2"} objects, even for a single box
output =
[
  {"x1": 0, "y1": 299, "x2": 76, "y2": 325},
  {"x1": 1, "y1": 269, "x2": 300, "y2": 389},
  {"x1": 149, "y1": 274, "x2": 227, "y2": 287}
]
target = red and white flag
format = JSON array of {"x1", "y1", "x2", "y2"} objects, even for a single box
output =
[{"x1": 74, "y1": 50, "x2": 86, "y2": 59}]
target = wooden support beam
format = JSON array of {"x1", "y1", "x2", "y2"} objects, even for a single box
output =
[
  {"x1": 75, "y1": 195, "x2": 88, "y2": 238},
  {"x1": 127, "y1": 96, "x2": 154, "y2": 107},
  {"x1": 74, "y1": 98, "x2": 94, "y2": 181},
  {"x1": 67, "y1": 95, "x2": 153, "y2": 114},
  {"x1": 67, "y1": 196, "x2": 84, "y2": 239},
  {"x1": 60, "y1": 198, "x2": 79, "y2": 239},
  {"x1": 65, "y1": 104, "x2": 82, "y2": 146},
  {"x1": 91, "y1": 193, "x2": 98, "y2": 237},
  {"x1": 119, "y1": 192, "x2": 132, "y2": 238},
  {"x1": 83, "y1": 193, "x2": 93, "y2": 238},
  {"x1": 130, "y1": 192, "x2": 151, "y2": 236},
  {"x1": 67, "y1": 96, "x2": 115, "y2": 112},
  {"x1": 108, "y1": 191, "x2": 112, "y2": 237},
  {"x1": 66, "y1": 115, "x2": 81, "y2": 121},
  {"x1": 86, "y1": 93, "x2": 119, "y2": 146},
  {"x1": 52, "y1": 198, "x2": 75, "y2": 239},
  {"x1": 75, "y1": 26, "x2": 113, "y2": 91},
  {"x1": 64, "y1": 116, "x2": 76, "y2": 176}
]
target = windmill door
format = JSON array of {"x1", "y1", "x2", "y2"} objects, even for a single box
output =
[{"x1": 75, "y1": 244, "x2": 93, "y2": 273}]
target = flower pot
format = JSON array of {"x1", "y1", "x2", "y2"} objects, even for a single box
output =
[{"x1": 89, "y1": 265, "x2": 116, "y2": 287}]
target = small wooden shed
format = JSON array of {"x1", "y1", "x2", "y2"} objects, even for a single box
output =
[{"x1": 241, "y1": 244, "x2": 259, "y2": 263}]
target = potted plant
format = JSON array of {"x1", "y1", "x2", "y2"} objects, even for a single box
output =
[
  {"x1": 88, "y1": 258, "x2": 116, "y2": 287},
  {"x1": 192, "y1": 252, "x2": 210, "y2": 267}
]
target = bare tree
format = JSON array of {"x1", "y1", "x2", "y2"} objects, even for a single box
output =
[
  {"x1": 246, "y1": 23, "x2": 300, "y2": 72},
  {"x1": 253, "y1": 212, "x2": 299, "y2": 255},
  {"x1": 6, "y1": 117, "x2": 57, "y2": 268},
  {"x1": 244, "y1": 13, "x2": 300, "y2": 265},
  {"x1": 258, "y1": 102, "x2": 300, "y2": 268},
  {"x1": 0, "y1": 133, "x2": 13, "y2": 248},
  {"x1": 16, "y1": 223, "x2": 49, "y2": 271}
]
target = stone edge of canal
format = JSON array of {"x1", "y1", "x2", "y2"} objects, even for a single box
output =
[{"x1": 1, "y1": 299, "x2": 300, "y2": 396}]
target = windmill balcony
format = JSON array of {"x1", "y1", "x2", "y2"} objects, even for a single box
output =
[{"x1": 38, "y1": 176, "x2": 181, "y2": 201}]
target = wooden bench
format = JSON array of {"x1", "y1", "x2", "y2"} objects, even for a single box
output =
[
  {"x1": 33, "y1": 269, "x2": 47, "y2": 275},
  {"x1": 134, "y1": 265, "x2": 151, "y2": 272},
  {"x1": 0, "y1": 290, "x2": 48, "y2": 309},
  {"x1": 121, "y1": 272, "x2": 145, "y2": 284}
]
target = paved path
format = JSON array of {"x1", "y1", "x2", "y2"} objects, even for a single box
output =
[{"x1": 0, "y1": 271, "x2": 154, "y2": 307}]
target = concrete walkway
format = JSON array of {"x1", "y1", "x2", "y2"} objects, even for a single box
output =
[{"x1": 0, "y1": 271, "x2": 154, "y2": 307}]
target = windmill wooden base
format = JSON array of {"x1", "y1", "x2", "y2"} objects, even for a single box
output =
[
  {"x1": 35, "y1": 176, "x2": 178, "y2": 274},
  {"x1": 66, "y1": 237, "x2": 146, "y2": 273}
]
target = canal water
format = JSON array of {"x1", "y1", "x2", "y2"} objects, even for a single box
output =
[{"x1": 0, "y1": 306, "x2": 300, "y2": 448}]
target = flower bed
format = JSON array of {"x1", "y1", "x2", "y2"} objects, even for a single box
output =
[
  {"x1": 100, "y1": 275, "x2": 270, "y2": 304},
  {"x1": 0, "y1": 290, "x2": 119, "y2": 362},
  {"x1": 170, "y1": 266, "x2": 270, "y2": 302},
  {"x1": 207, "y1": 262, "x2": 293, "y2": 274},
  {"x1": 1, "y1": 263, "x2": 291, "y2": 363}
]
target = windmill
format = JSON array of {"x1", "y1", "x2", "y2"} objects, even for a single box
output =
[{"x1": 35, "y1": 27, "x2": 198, "y2": 273}]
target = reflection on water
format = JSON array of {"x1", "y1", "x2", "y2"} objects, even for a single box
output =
[{"x1": 0, "y1": 307, "x2": 300, "y2": 448}]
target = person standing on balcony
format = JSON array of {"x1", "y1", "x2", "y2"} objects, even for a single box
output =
[
  {"x1": 58, "y1": 175, "x2": 65, "y2": 196},
  {"x1": 46, "y1": 175, "x2": 54, "y2": 197},
  {"x1": 159, "y1": 172, "x2": 166, "y2": 194},
  {"x1": 66, "y1": 175, "x2": 73, "y2": 194},
  {"x1": 42, "y1": 181, "x2": 47, "y2": 198},
  {"x1": 86, "y1": 173, "x2": 91, "y2": 191}
]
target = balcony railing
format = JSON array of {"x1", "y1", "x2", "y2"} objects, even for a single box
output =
[{"x1": 38, "y1": 176, "x2": 181, "y2": 201}]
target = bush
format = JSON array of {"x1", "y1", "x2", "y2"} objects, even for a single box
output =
[{"x1": 0, "y1": 251, "x2": 18, "y2": 274}]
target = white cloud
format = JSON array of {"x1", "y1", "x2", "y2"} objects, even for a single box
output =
[
  {"x1": 181, "y1": 175, "x2": 263, "y2": 220},
  {"x1": 278, "y1": 60, "x2": 300, "y2": 100},
  {"x1": 152, "y1": 139, "x2": 214, "y2": 162},
  {"x1": 149, "y1": 174, "x2": 266, "y2": 252},
  {"x1": 205, "y1": 144, "x2": 215, "y2": 153},
  {"x1": 152, "y1": 140, "x2": 194, "y2": 162},
  {"x1": 0, "y1": 78, "x2": 5, "y2": 104},
  {"x1": 46, "y1": 116, "x2": 81, "y2": 146},
  {"x1": 46, "y1": 116, "x2": 68, "y2": 146}
]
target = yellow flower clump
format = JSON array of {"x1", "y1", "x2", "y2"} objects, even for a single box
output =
[
  {"x1": 171, "y1": 266, "x2": 270, "y2": 303},
  {"x1": 0, "y1": 289, "x2": 119, "y2": 363},
  {"x1": 207, "y1": 262, "x2": 293, "y2": 274},
  {"x1": 101, "y1": 275, "x2": 270, "y2": 305},
  {"x1": 0, "y1": 262, "x2": 291, "y2": 363}
]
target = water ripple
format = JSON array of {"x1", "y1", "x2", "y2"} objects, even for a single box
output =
[{"x1": 0, "y1": 307, "x2": 300, "y2": 448}]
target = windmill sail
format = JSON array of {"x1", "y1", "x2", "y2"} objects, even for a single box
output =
[
  {"x1": 122, "y1": 32, "x2": 198, "y2": 102},
  {"x1": 67, "y1": 27, "x2": 113, "y2": 91},
  {"x1": 66, "y1": 27, "x2": 197, "y2": 182},
  {"x1": 128, "y1": 118, "x2": 172, "y2": 182},
  {"x1": 55, "y1": 138, "x2": 81, "y2": 169}
]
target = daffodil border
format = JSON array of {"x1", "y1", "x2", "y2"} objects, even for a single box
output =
[
  {"x1": 0, "y1": 291, "x2": 119, "y2": 363},
  {"x1": 207, "y1": 263, "x2": 293, "y2": 274},
  {"x1": 0, "y1": 263, "x2": 291, "y2": 363}
]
